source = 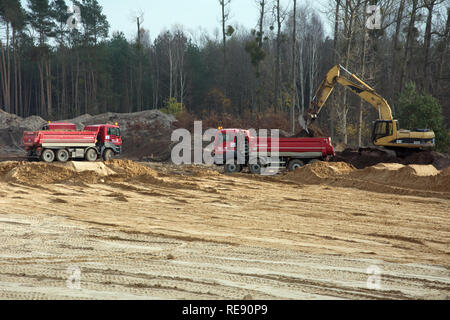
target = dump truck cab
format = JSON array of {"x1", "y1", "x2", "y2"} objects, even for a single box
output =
[{"x1": 84, "y1": 124, "x2": 122, "y2": 158}]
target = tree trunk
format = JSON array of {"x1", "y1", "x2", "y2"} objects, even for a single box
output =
[
  {"x1": 438, "y1": 7, "x2": 450, "y2": 90},
  {"x1": 330, "y1": 0, "x2": 341, "y2": 140},
  {"x1": 423, "y1": 1, "x2": 435, "y2": 93},
  {"x1": 358, "y1": 2, "x2": 368, "y2": 147},
  {"x1": 399, "y1": 0, "x2": 419, "y2": 92},
  {"x1": 391, "y1": 0, "x2": 405, "y2": 86},
  {"x1": 333, "y1": 0, "x2": 341, "y2": 63},
  {"x1": 276, "y1": 0, "x2": 282, "y2": 113},
  {"x1": 291, "y1": 0, "x2": 297, "y2": 134},
  {"x1": 342, "y1": 0, "x2": 358, "y2": 145},
  {"x1": 38, "y1": 60, "x2": 46, "y2": 116},
  {"x1": 46, "y1": 59, "x2": 52, "y2": 116},
  {"x1": 220, "y1": 0, "x2": 228, "y2": 91}
]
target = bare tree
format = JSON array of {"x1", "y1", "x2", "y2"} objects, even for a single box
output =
[
  {"x1": 219, "y1": 0, "x2": 231, "y2": 90},
  {"x1": 399, "y1": 0, "x2": 420, "y2": 92},
  {"x1": 339, "y1": 0, "x2": 362, "y2": 144},
  {"x1": 273, "y1": 0, "x2": 287, "y2": 113},
  {"x1": 135, "y1": 10, "x2": 144, "y2": 111},
  {"x1": 358, "y1": 0, "x2": 369, "y2": 147},
  {"x1": 423, "y1": 0, "x2": 445, "y2": 93},
  {"x1": 291, "y1": 0, "x2": 297, "y2": 133},
  {"x1": 438, "y1": 7, "x2": 449, "y2": 89},
  {"x1": 391, "y1": 0, "x2": 405, "y2": 86}
]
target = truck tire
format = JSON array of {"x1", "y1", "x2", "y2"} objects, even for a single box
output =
[
  {"x1": 103, "y1": 149, "x2": 114, "y2": 161},
  {"x1": 56, "y1": 149, "x2": 70, "y2": 163},
  {"x1": 249, "y1": 163, "x2": 262, "y2": 175},
  {"x1": 41, "y1": 149, "x2": 55, "y2": 163},
  {"x1": 288, "y1": 159, "x2": 304, "y2": 171},
  {"x1": 85, "y1": 148, "x2": 98, "y2": 162},
  {"x1": 224, "y1": 163, "x2": 242, "y2": 174}
]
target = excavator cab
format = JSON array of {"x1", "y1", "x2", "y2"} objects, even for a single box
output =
[{"x1": 372, "y1": 120, "x2": 398, "y2": 143}]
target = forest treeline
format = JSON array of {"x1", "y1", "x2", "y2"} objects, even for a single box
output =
[{"x1": 0, "y1": 0, "x2": 449, "y2": 147}]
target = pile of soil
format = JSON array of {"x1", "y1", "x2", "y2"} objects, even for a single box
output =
[
  {"x1": 66, "y1": 162, "x2": 117, "y2": 176},
  {"x1": 0, "y1": 160, "x2": 160, "y2": 186},
  {"x1": 285, "y1": 161, "x2": 450, "y2": 196},
  {"x1": 105, "y1": 160, "x2": 158, "y2": 177},
  {"x1": 0, "y1": 109, "x2": 46, "y2": 131},
  {"x1": 333, "y1": 149, "x2": 450, "y2": 170},
  {"x1": 351, "y1": 163, "x2": 448, "y2": 193},
  {"x1": 4, "y1": 162, "x2": 81, "y2": 185},
  {"x1": 285, "y1": 161, "x2": 355, "y2": 182}
]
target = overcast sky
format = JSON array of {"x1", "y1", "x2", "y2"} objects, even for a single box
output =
[{"x1": 95, "y1": 0, "x2": 331, "y2": 41}]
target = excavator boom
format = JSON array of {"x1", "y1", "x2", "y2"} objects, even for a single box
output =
[
  {"x1": 300, "y1": 65, "x2": 435, "y2": 149},
  {"x1": 300, "y1": 65, "x2": 393, "y2": 131}
]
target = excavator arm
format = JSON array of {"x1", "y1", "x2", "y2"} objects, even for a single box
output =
[{"x1": 300, "y1": 65, "x2": 393, "y2": 131}]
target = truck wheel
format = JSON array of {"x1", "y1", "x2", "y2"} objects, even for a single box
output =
[
  {"x1": 85, "y1": 149, "x2": 98, "y2": 162},
  {"x1": 41, "y1": 149, "x2": 55, "y2": 163},
  {"x1": 103, "y1": 149, "x2": 114, "y2": 161},
  {"x1": 224, "y1": 163, "x2": 242, "y2": 174},
  {"x1": 56, "y1": 149, "x2": 70, "y2": 163},
  {"x1": 249, "y1": 163, "x2": 262, "y2": 175},
  {"x1": 288, "y1": 159, "x2": 304, "y2": 171}
]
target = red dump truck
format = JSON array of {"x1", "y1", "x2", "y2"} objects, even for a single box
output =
[
  {"x1": 213, "y1": 128, "x2": 335, "y2": 174},
  {"x1": 22, "y1": 122, "x2": 122, "y2": 163}
]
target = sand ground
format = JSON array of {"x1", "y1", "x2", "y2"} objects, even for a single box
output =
[{"x1": 0, "y1": 161, "x2": 448, "y2": 300}]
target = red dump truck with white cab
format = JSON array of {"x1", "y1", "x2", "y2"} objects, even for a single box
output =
[
  {"x1": 213, "y1": 128, "x2": 335, "y2": 174},
  {"x1": 22, "y1": 122, "x2": 122, "y2": 163}
]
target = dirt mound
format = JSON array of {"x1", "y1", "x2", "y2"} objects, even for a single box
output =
[
  {"x1": 284, "y1": 161, "x2": 450, "y2": 196},
  {"x1": 333, "y1": 149, "x2": 450, "y2": 170},
  {"x1": 332, "y1": 149, "x2": 396, "y2": 169},
  {"x1": 105, "y1": 160, "x2": 157, "y2": 177},
  {"x1": 0, "y1": 160, "x2": 161, "y2": 185},
  {"x1": 351, "y1": 163, "x2": 448, "y2": 193},
  {"x1": 441, "y1": 167, "x2": 450, "y2": 176},
  {"x1": 406, "y1": 164, "x2": 440, "y2": 176},
  {"x1": 286, "y1": 161, "x2": 355, "y2": 182},
  {"x1": 0, "y1": 161, "x2": 22, "y2": 177},
  {"x1": 64, "y1": 162, "x2": 117, "y2": 176},
  {"x1": 0, "y1": 109, "x2": 46, "y2": 130},
  {"x1": 4, "y1": 162, "x2": 79, "y2": 185}
]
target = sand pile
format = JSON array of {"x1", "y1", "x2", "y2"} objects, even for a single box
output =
[
  {"x1": 4, "y1": 162, "x2": 81, "y2": 185},
  {"x1": 333, "y1": 149, "x2": 450, "y2": 170},
  {"x1": 0, "y1": 160, "x2": 160, "y2": 185},
  {"x1": 105, "y1": 160, "x2": 157, "y2": 177},
  {"x1": 351, "y1": 163, "x2": 448, "y2": 193},
  {"x1": 65, "y1": 162, "x2": 117, "y2": 176},
  {"x1": 286, "y1": 161, "x2": 355, "y2": 182},
  {"x1": 284, "y1": 161, "x2": 450, "y2": 196}
]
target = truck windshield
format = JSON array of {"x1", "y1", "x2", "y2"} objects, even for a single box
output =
[
  {"x1": 218, "y1": 134, "x2": 236, "y2": 143},
  {"x1": 108, "y1": 128, "x2": 121, "y2": 137}
]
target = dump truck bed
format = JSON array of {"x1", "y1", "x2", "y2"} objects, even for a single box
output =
[{"x1": 22, "y1": 130, "x2": 97, "y2": 149}]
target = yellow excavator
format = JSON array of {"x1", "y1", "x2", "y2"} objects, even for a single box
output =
[{"x1": 299, "y1": 65, "x2": 435, "y2": 151}]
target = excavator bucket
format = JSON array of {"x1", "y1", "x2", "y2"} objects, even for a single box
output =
[{"x1": 298, "y1": 115, "x2": 309, "y2": 134}]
